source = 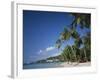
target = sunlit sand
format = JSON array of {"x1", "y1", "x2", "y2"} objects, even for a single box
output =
[{"x1": 60, "y1": 62, "x2": 91, "y2": 67}]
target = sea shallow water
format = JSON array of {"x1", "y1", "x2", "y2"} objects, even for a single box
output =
[{"x1": 23, "y1": 62, "x2": 63, "y2": 69}]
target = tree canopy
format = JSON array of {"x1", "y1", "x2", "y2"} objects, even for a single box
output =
[{"x1": 56, "y1": 13, "x2": 91, "y2": 63}]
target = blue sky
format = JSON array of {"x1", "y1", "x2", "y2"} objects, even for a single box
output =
[{"x1": 23, "y1": 10, "x2": 90, "y2": 63}]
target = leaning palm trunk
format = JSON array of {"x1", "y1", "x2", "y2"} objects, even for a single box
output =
[
  {"x1": 61, "y1": 49, "x2": 66, "y2": 62},
  {"x1": 71, "y1": 46, "x2": 77, "y2": 62},
  {"x1": 62, "y1": 53, "x2": 67, "y2": 61},
  {"x1": 83, "y1": 48, "x2": 88, "y2": 62},
  {"x1": 68, "y1": 47, "x2": 73, "y2": 64},
  {"x1": 66, "y1": 48, "x2": 70, "y2": 64}
]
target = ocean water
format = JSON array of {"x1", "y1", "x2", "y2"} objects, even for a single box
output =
[{"x1": 23, "y1": 62, "x2": 63, "y2": 69}]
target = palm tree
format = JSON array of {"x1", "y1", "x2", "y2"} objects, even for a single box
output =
[
  {"x1": 82, "y1": 32, "x2": 91, "y2": 61},
  {"x1": 56, "y1": 13, "x2": 91, "y2": 63},
  {"x1": 71, "y1": 45, "x2": 78, "y2": 62}
]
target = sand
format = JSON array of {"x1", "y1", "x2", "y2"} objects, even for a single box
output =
[{"x1": 60, "y1": 62, "x2": 91, "y2": 67}]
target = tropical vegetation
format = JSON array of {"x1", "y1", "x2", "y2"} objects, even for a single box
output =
[{"x1": 56, "y1": 13, "x2": 91, "y2": 64}]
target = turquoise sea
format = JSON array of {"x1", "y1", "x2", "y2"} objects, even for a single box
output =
[{"x1": 23, "y1": 62, "x2": 63, "y2": 69}]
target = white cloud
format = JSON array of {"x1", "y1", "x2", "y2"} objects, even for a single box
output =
[
  {"x1": 37, "y1": 46, "x2": 55, "y2": 55},
  {"x1": 38, "y1": 50, "x2": 43, "y2": 54},
  {"x1": 46, "y1": 46, "x2": 55, "y2": 51},
  {"x1": 51, "y1": 52, "x2": 61, "y2": 57},
  {"x1": 39, "y1": 50, "x2": 42, "y2": 53}
]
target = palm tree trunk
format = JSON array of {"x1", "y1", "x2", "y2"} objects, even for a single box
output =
[
  {"x1": 71, "y1": 46, "x2": 77, "y2": 62},
  {"x1": 83, "y1": 48, "x2": 88, "y2": 62}
]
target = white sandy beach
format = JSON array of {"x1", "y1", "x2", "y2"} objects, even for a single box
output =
[
  {"x1": 24, "y1": 62, "x2": 91, "y2": 69},
  {"x1": 60, "y1": 62, "x2": 91, "y2": 67}
]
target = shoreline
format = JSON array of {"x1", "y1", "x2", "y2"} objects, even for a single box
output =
[{"x1": 23, "y1": 62, "x2": 91, "y2": 69}]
